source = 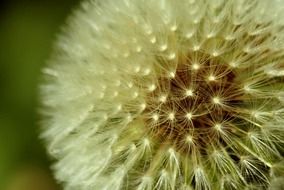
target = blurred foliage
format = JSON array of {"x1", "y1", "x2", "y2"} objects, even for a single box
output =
[{"x1": 0, "y1": 0, "x2": 80, "y2": 189}]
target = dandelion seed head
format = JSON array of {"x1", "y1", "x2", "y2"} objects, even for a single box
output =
[{"x1": 41, "y1": 0, "x2": 284, "y2": 189}]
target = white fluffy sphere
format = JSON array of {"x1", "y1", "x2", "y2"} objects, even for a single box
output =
[{"x1": 41, "y1": 0, "x2": 284, "y2": 189}]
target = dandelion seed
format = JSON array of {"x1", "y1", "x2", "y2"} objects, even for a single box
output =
[
  {"x1": 212, "y1": 51, "x2": 220, "y2": 57},
  {"x1": 186, "y1": 135, "x2": 193, "y2": 143},
  {"x1": 193, "y1": 45, "x2": 201, "y2": 51},
  {"x1": 214, "y1": 123, "x2": 222, "y2": 131},
  {"x1": 159, "y1": 44, "x2": 168, "y2": 52},
  {"x1": 136, "y1": 46, "x2": 142, "y2": 52},
  {"x1": 208, "y1": 75, "x2": 216, "y2": 81},
  {"x1": 185, "y1": 112, "x2": 193, "y2": 120},
  {"x1": 212, "y1": 96, "x2": 221, "y2": 104},
  {"x1": 169, "y1": 71, "x2": 175, "y2": 78},
  {"x1": 132, "y1": 91, "x2": 139, "y2": 99},
  {"x1": 158, "y1": 95, "x2": 167, "y2": 103},
  {"x1": 143, "y1": 68, "x2": 151, "y2": 75},
  {"x1": 185, "y1": 89, "x2": 194, "y2": 97},
  {"x1": 186, "y1": 32, "x2": 194, "y2": 39},
  {"x1": 140, "y1": 103, "x2": 146, "y2": 111},
  {"x1": 168, "y1": 112, "x2": 175, "y2": 121},
  {"x1": 148, "y1": 84, "x2": 156, "y2": 92},
  {"x1": 150, "y1": 36, "x2": 156, "y2": 44},
  {"x1": 192, "y1": 63, "x2": 200, "y2": 70},
  {"x1": 167, "y1": 52, "x2": 176, "y2": 60},
  {"x1": 152, "y1": 114, "x2": 159, "y2": 122},
  {"x1": 170, "y1": 24, "x2": 178, "y2": 32}
]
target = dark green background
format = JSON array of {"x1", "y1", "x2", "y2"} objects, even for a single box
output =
[{"x1": 0, "y1": 0, "x2": 80, "y2": 189}]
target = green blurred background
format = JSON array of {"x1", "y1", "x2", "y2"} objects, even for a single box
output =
[{"x1": 0, "y1": 0, "x2": 80, "y2": 189}]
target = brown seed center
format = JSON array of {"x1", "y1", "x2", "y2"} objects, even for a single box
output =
[{"x1": 143, "y1": 52, "x2": 243, "y2": 153}]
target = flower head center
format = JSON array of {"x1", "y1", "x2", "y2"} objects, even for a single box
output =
[{"x1": 143, "y1": 52, "x2": 242, "y2": 152}]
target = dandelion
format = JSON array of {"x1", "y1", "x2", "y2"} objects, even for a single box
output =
[{"x1": 40, "y1": 0, "x2": 284, "y2": 189}]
